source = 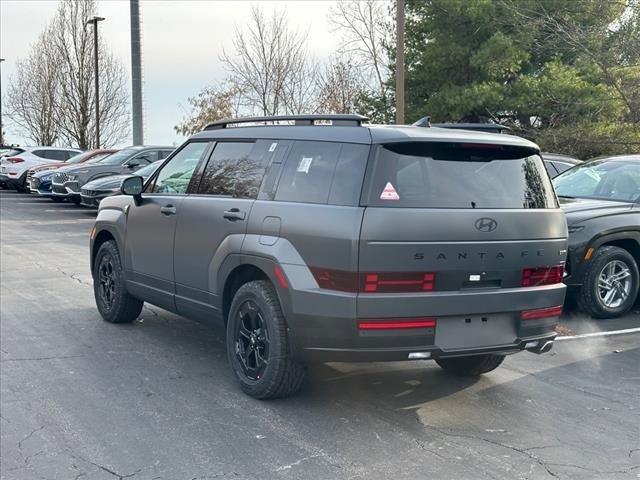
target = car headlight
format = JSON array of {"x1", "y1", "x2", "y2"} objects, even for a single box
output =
[
  {"x1": 67, "y1": 175, "x2": 78, "y2": 181},
  {"x1": 568, "y1": 225, "x2": 584, "y2": 233}
]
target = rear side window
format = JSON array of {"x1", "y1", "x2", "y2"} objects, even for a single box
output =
[
  {"x1": 32, "y1": 150, "x2": 48, "y2": 158},
  {"x1": 365, "y1": 142, "x2": 556, "y2": 209},
  {"x1": 197, "y1": 141, "x2": 260, "y2": 198},
  {"x1": 275, "y1": 141, "x2": 368, "y2": 206},
  {"x1": 48, "y1": 150, "x2": 71, "y2": 160}
]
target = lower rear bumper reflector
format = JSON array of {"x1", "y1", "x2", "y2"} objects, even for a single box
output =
[
  {"x1": 358, "y1": 318, "x2": 436, "y2": 330},
  {"x1": 521, "y1": 305, "x2": 563, "y2": 320}
]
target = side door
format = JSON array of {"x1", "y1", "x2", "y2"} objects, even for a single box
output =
[
  {"x1": 124, "y1": 141, "x2": 211, "y2": 311},
  {"x1": 173, "y1": 140, "x2": 271, "y2": 324}
]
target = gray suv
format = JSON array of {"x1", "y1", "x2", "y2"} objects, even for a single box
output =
[{"x1": 90, "y1": 115, "x2": 567, "y2": 399}]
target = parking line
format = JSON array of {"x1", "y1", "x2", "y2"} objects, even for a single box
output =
[{"x1": 556, "y1": 327, "x2": 640, "y2": 341}]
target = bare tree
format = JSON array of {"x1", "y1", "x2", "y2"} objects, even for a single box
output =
[
  {"x1": 6, "y1": 27, "x2": 61, "y2": 145},
  {"x1": 328, "y1": 0, "x2": 393, "y2": 97},
  {"x1": 52, "y1": 0, "x2": 129, "y2": 148},
  {"x1": 174, "y1": 83, "x2": 244, "y2": 136},
  {"x1": 220, "y1": 6, "x2": 314, "y2": 116},
  {"x1": 316, "y1": 56, "x2": 365, "y2": 113}
]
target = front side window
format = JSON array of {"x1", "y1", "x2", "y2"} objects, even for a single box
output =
[
  {"x1": 364, "y1": 142, "x2": 556, "y2": 209},
  {"x1": 554, "y1": 159, "x2": 640, "y2": 202},
  {"x1": 149, "y1": 142, "x2": 208, "y2": 194},
  {"x1": 197, "y1": 141, "x2": 262, "y2": 198}
]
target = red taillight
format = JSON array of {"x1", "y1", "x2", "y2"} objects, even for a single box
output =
[
  {"x1": 309, "y1": 267, "x2": 359, "y2": 292},
  {"x1": 309, "y1": 268, "x2": 436, "y2": 293},
  {"x1": 358, "y1": 317, "x2": 436, "y2": 330},
  {"x1": 521, "y1": 305, "x2": 563, "y2": 320},
  {"x1": 362, "y1": 272, "x2": 435, "y2": 292},
  {"x1": 522, "y1": 265, "x2": 564, "y2": 287},
  {"x1": 6, "y1": 157, "x2": 24, "y2": 164}
]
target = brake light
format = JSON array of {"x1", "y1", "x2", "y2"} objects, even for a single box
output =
[
  {"x1": 362, "y1": 272, "x2": 435, "y2": 292},
  {"x1": 6, "y1": 157, "x2": 24, "y2": 164},
  {"x1": 522, "y1": 265, "x2": 564, "y2": 287},
  {"x1": 358, "y1": 317, "x2": 436, "y2": 330},
  {"x1": 521, "y1": 305, "x2": 563, "y2": 320},
  {"x1": 309, "y1": 268, "x2": 436, "y2": 293}
]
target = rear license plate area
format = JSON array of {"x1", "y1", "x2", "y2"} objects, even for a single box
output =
[{"x1": 435, "y1": 314, "x2": 516, "y2": 351}]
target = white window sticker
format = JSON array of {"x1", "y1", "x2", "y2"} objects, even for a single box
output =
[
  {"x1": 297, "y1": 157, "x2": 313, "y2": 174},
  {"x1": 268, "y1": 142, "x2": 278, "y2": 152},
  {"x1": 380, "y1": 182, "x2": 400, "y2": 200}
]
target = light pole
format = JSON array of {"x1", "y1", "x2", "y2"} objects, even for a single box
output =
[
  {"x1": 86, "y1": 16, "x2": 105, "y2": 148},
  {"x1": 395, "y1": 0, "x2": 405, "y2": 125},
  {"x1": 130, "y1": 0, "x2": 143, "y2": 145},
  {"x1": 0, "y1": 58, "x2": 5, "y2": 145}
]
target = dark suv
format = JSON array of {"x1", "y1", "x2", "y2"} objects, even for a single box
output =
[{"x1": 90, "y1": 115, "x2": 567, "y2": 399}]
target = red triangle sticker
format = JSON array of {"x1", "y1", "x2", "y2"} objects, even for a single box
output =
[{"x1": 380, "y1": 182, "x2": 400, "y2": 200}]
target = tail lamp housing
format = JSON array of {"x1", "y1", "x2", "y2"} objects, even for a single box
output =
[{"x1": 522, "y1": 265, "x2": 564, "y2": 287}]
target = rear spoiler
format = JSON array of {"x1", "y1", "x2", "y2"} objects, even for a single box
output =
[{"x1": 413, "y1": 117, "x2": 510, "y2": 134}]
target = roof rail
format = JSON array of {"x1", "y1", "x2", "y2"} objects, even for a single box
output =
[
  {"x1": 204, "y1": 114, "x2": 369, "y2": 130},
  {"x1": 432, "y1": 122, "x2": 510, "y2": 133}
]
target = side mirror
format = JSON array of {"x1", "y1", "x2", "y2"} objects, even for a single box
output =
[
  {"x1": 127, "y1": 160, "x2": 141, "y2": 169},
  {"x1": 121, "y1": 175, "x2": 143, "y2": 200}
]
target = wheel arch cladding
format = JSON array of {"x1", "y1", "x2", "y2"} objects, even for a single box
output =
[
  {"x1": 598, "y1": 236, "x2": 640, "y2": 267},
  {"x1": 92, "y1": 230, "x2": 116, "y2": 270},
  {"x1": 222, "y1": 264, "x2": 270, "y2": 327}
]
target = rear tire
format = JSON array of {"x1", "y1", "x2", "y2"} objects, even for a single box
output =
[
  {"x1": 577, "y1": 246, "x2": 639, "y2": 319},
  {"x1": 436, "y1": 354, "x2": 505, "y2": 376},
  {"x1": 93, "y1": 240, "x2": 143, "y2": 324},
  {"x1": 226, "y1": 280, "x2": 305, "y2": 399}
]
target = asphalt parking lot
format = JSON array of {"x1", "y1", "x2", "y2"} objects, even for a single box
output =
[{"x1": 1, "y1": 188, "x2": 638, "y2": 480}]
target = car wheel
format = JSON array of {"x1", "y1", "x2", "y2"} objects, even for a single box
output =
[
  {"x1": 435, "y1": 354, "x2": 505, "y2": 376},
  {"x1": 578, "y1": 246, "x2": 639, "y2": 319},
  {"x1": 93, "y1": 240, "x2": 143, "y2": 323},
  {"x1": 226, "y1": 280, "x2": 305, "y2": 399}
]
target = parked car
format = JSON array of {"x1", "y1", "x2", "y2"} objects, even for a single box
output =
[
  {"x1": 554, "y1": 154, "x2": 640, "y2": 318},
  {"x1": 542, "y1": 153, "x2": 582, "y2": 178},
  {"x1": 52, "y1": 146, "x2": 173, "y2": 204},
  {"x1": 0, "y1": 147, "x2": 83, "y2": 192},
  {"x1": 26, "y1": 149, "x2": 117, "y2": 192},
  {"x1": 80, "y1": 160, "x2": 162, "y2": 207},
  {"x1": 90, "y1": 114, "x2": 567, "y2": 399}
]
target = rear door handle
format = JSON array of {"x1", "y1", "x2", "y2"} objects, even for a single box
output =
[
  {"x1": 160, "y1": 205, "x2": 177, "y2": 216},
  {"x1": 223, "y1": 208, "x2": 246, "y2": 221}
]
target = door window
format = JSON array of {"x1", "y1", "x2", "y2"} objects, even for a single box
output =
[
  {"x1": 148, "y1": 142, "x2": 208, "y2": 194},
  {"x1": 197, "y1": 141, "x2": 264, "y2": 198}
]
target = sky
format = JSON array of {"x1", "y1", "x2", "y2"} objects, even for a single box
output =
[{"x1": 0, "y1": 0, "x2": 342, "y2": 147}]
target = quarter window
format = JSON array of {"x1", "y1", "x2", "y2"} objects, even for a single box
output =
[
  {"x1": 149, "y1": 142, "x2": 208, "y2": 194},
  {"x1": 275, "y1": 141, "x2": 342, "y2": 204}
]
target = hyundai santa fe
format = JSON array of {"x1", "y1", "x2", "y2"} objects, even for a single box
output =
[{"x1": 90, "y1": 114, "x2": 568, "y2": 399}]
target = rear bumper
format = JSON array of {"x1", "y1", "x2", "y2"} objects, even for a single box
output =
[{"x1": 284, "y1": 283, "x2": 565, "y2": 363}]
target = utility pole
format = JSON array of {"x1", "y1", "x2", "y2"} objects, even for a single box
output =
[
  {"x1": 395, "y1": 0, "x2": 405, "y2": 125},
  {"x1": 0, "y1": 58, "x2": 5, "y2": 145},
  {"x1": 130, "y1": 0, "x2": 143, "y2": 145},
  {"x1": 86, "y1": 16, "x2": 105, "y2": 148}
]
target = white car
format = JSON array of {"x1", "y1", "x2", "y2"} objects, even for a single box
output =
[{"x1": 0, "y1": 146, "x2": 83, "y2": 192}]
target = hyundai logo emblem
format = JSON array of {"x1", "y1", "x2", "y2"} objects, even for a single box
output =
[{"x1": 475, "y1": 217, "x2": 498, "y2": 232}]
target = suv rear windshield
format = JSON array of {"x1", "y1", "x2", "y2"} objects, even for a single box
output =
[{"x1": 364, "y1": 142, "x2": 556, "y2": 209}]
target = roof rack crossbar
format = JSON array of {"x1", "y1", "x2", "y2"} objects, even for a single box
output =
[{"x1": 204, "y1": 114, "x2": 369, "y2": 130}]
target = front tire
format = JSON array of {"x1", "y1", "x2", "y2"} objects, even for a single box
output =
[
  {"x1": 93, "y1": 240, "x2": 143, "y2": 323},
  {"x1": 226, "y1": 280, "x2": 305, "y2": 399},
  {"x1": 577, "y1": 246, "x2": 639, "y2": 319},
  {"x1": 436, "y1": 354, "x2": 505, "y2": 376}
]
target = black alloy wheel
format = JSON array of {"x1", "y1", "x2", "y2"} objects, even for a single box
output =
[{"x1": 234, "y1": 299, "x2": 270, "y2": 381}]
